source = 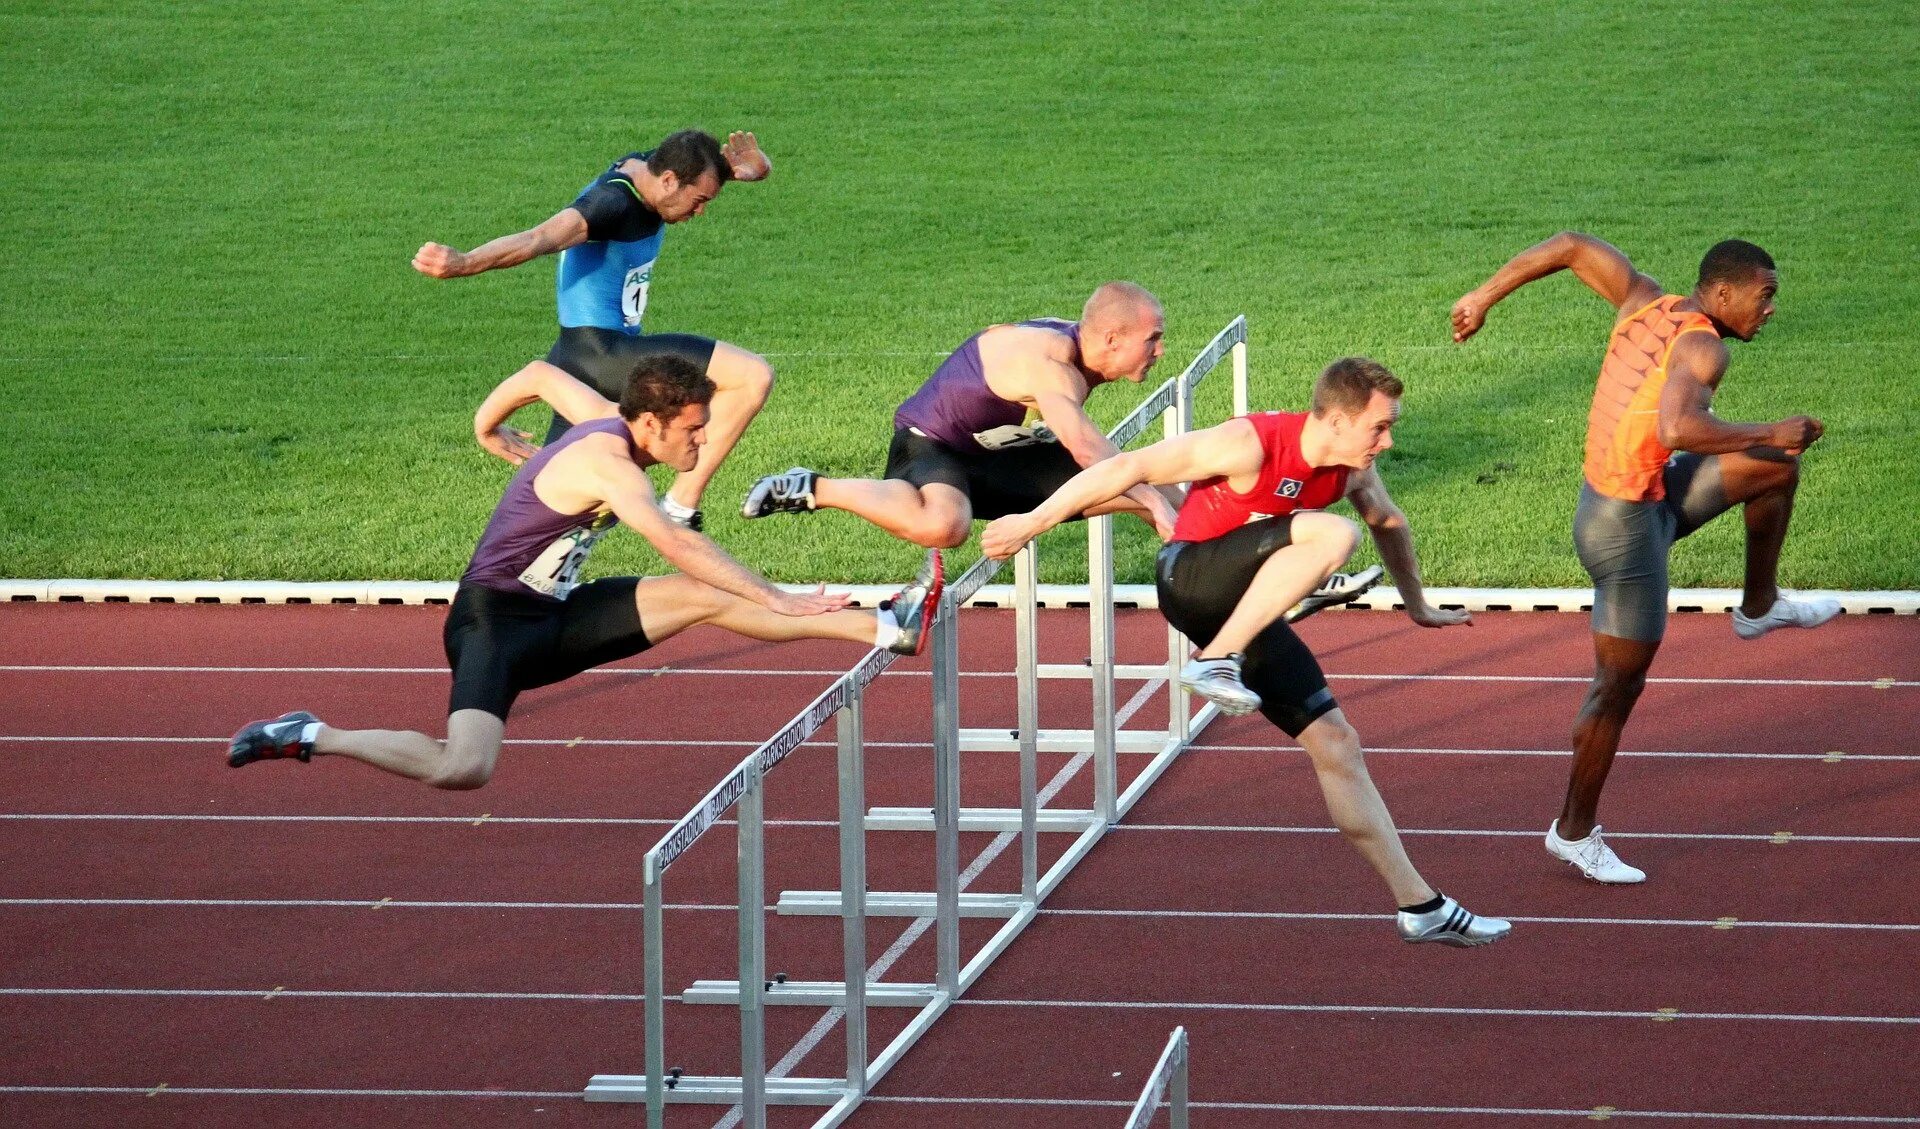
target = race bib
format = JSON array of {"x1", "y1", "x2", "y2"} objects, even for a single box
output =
[
  {"x1": 971, "y1": 421, "x2": 1057, "y2": 451},
  {"x1": 621, "y1": 261, "x2": 655, "y2": 327},
  {"x1": 518, "y1": 515, "x2": 614, "y2": 599}
]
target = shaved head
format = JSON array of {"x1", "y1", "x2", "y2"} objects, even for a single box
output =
[{"x1": 1081, "y1": 281, "x2": 1161, "y2": 332}]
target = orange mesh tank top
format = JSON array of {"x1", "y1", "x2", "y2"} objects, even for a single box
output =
[{"x1": 1584, "y1": 295, "x2": 1719, "y2": 501}]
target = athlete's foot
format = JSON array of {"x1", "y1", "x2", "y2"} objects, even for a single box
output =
[
  {"x1": 1288, "y1": 564, "x2": 1385, "y2": 624},
  {"x1": 1396, "y1": 895, "x2": 1512, "y2": 947},
  {"x1": 229, "y1": 711, "x2": 320, "y2": 767},
  {"x1": 660, "y1": 497, "x2": 705, "y2": 533},
  {"x1": 1732, "y1": 594, "x2": 1841, "y2": 640},
  {"x1": 1546, "y1": 820, "x2": 1646, "y2": 883},
  {"x1": 882, "y1": 550, "x2": 944, "y2": 656},
  {"x1": 742, "y1": 468, "x2": 818, "y2": 518},
  {"x1": 1179, "y1": 654, "x2": 1261, "y2": 716}
]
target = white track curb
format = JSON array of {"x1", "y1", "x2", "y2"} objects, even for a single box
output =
[{"x1": 2, "y1": 579, "x2": 1915, "y2": 615}]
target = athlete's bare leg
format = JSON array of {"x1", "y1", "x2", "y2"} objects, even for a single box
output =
[
  {"x1": 314, "y1": 708, "x2": 504, "y2": 791},
  {"x1": 1715, "y1": 449, "x2": 1801, "y2": 618},
  {"x1": 1196, "y1": 513, "x2": 1361, "y2": 659},
  {"x1": 812, "y1": 479, "x2": 974, "y2": 548},
  {"x1": 665, "y1": 341, "x2": 774, "y2": 512},
  {"x1": 632, "y1": 573, "x2": 881, "y2": 645},
  {"x1": 1297, "y1": 709, "x2": 1434, "y2": 905},
  {"x1": 1559, "y1": 632, "x2": 1661, "y2": 841}
]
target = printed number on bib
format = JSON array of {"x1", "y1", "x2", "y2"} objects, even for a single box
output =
[
  {"x1": 972, "y1": 421, "x2": 1057, "y2": 451},
  {"x1": 518, "y1": 518, "x2": 613, "y2": 599},
  {"x1": 621, "y1": 263, "x2": 654, "y2": 328}
]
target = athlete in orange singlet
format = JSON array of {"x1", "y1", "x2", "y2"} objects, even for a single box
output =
[{"x1": 1452, "y1": 233, "x2": 1835, "y2": 884}]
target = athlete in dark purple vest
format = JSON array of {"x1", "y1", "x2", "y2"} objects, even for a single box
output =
[
  {"x1": 741, "y1": 282, "x2": 1181, "y2": 548},
  {"x1": 229, "y1": 353, "x2": 941, "y2": 792}
]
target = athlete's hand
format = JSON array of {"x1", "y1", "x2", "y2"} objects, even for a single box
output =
[
  {"x1": 981, "y1": 515, "x2": 1038, "y2": 560},
  {"x1": 1768, "y1": 415, "x2": 1824, "y2": 455},
  {"x1": 767, "y1": 584, "x2": 852, "y2": 617},
  {"x1": 1450, "y1": 291, "x2": 1490, "y2": 342},
  {"x1": 1407, "y1": 602, "x2": 1472, "y2": 628},
  {"x1": 478, "y1": 425, "x2": 539, "y2": 466},
  {"x1": 412, "y1": 242, "x2": 470, "y2": 279},
  {"x1": 724, "y1": 131, "x2": 772, "y2": 182}
]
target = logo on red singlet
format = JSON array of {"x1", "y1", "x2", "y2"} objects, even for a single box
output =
[{"x1": 1276, "y1": 478, "x2": 1303, "y2": 499}]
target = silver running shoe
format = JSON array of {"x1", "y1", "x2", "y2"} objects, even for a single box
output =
[
  {"x1": 1288, "y1": 564, "x2": 1385, "y2": 624},
  {"x1": 881, "y1": 550, "x2": 944, "y2": 657},
  {"x1": 1396, "y1": 895, "x2": 1511, "y2": 947},
  {"x1": 742, "y1": 467, "x2": 818, "y2": 518},
  {"x1": 1178, "y1": 654, "x2": 1261, "y2": 716}
]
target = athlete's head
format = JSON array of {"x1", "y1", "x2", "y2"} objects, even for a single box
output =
[
  {"x1": 620, "y1": 355, "x2": 716, "y2": 472},
  {"x1": 1694, "y1": 239, "x2": 1777, "y2": 342},
  {"x1": 645, "y1": 130, "x2": 733, "y2": 223},
  {"x1": 1080, "y1": 282, "x2": 1165, "y2": 383},
  {"x1": 1310, "y1": 358, "x2": 1403, "y2": 469}
]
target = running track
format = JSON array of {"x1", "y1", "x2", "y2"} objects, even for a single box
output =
[{"x1": 1, "y1": 602, "x2": 1916, "y2": 1128}]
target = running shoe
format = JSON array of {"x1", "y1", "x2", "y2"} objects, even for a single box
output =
[
  {"x1": 1287, "y1": 564, "x2": 1385, "y2": 624},
  {"x1": 1178, "y1": 654, "x2": 1262, "y2": 716},
  {"x1": 1546, "y1": 820, "x2": 1646, "y2": 883},
  {"x1": 660, "y1": 498, "x2": 705, "y2": 533},
  {"x1": 742, "y1": 468, "x2": 818, "y2": 518},
  {"x1": 228, "y1": 710, "x2": 320, "y2": 768},
  {"x1": 1732, "y1": 594, "x2": 1842, "y2": 640},
  {"x1": 1396, "y1": 895, "x2": 1511, "y2": 947},
  {"x1": 882, "y1": 549, "x2": 944, "y2": 656}
]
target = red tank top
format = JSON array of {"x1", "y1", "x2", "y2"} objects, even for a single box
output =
[{"x1": 1172, "y1": 412, "x2": 1352, "y2": 542}]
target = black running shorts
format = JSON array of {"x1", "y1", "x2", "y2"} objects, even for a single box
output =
[
  {"x1": 1154, "y1": 516, "x2": 1338, "y2": 737},
  {"x1": 443, "y1": 578, "x2": 652, "y2": 720},
  {"x1": 1574, "y1": 452, "x2": 1734, "y2": 642},
  {"x1": 882, "y1": 427, "x2": 1086, "y2": 522},
  {"x1": 542, "y1": 327, "x2": 719, "y2": 442}
]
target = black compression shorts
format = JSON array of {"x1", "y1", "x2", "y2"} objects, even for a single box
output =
[
  {"x1": 443, "y1": 578, "x2": 652, "y2": 721},
  {"x1": 542, "y1": 327, "x2": 718, "y2": 443},
  {"x1": 1154, "y1": 517, "x2": 1338, "y2": 737},
  {"x1": 882, "y1": 427, "x2": 1087, "y2": 522}
]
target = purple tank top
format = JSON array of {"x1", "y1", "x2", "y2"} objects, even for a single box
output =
[
  {"x1": 461, "y1": 417, "x2": 633, "y2": 599},
  {"x1": 893, "y1": 318, "x2": 1079, "y2": 454}
]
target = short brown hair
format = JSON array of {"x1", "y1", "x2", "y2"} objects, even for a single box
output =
[
  {"x1": 1310, "y1": 357, "x2": 1402, "y2": 417},
  {"x1": 619, "y1": 355, "x2": 716, "y2": 422}
]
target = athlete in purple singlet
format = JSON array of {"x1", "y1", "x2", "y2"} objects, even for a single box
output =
[
  {"x1": 741, "y1": 282, "x2": 1180, "y2": 548},
  {"x1": 228, "y1": 354, "x2": 941, "y2": 791}
]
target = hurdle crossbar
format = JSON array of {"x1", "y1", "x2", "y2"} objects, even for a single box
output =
[{"x1": 1125, "y1": 1027, "x2": 1191, "y2": 1129}]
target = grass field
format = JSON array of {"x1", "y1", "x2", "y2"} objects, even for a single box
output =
[{"x1": 3, "y1": 1, "x2": 1915, "y2": 587}]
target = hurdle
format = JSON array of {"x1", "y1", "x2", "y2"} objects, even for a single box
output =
[
  {"x1": 1125, "y1": 1027, "x2": 1191, "y2": 1129},
  {"x1": 584, "y1": 317, "x2": 1247, "y2": 1126}
]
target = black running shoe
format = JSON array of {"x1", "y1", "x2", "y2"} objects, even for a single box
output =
[
  {"x1": 742, "y1": 467, "x2": 818, "y2": 518},
  {"x1": 1287, "y1": 564, "x2": 1385, "y2": 624},
  {"x1": 882, "y1": 550, "x2": 944, "y2": 656},
  {"x1": 228, "y1": 710, "x2": 320, "y2": 767}
]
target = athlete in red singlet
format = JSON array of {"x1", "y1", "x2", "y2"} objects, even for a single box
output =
[
  {"x1": 1454, "y1": 232, "x2": 1834, "y2": 883},
  {"x1": 983, "y1": 359, "x2": 1508, "y2": 948}
]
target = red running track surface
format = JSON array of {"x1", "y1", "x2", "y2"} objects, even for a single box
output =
[{"x1": 0, "y1": 602, "x2": 1916, "y2": 1128}]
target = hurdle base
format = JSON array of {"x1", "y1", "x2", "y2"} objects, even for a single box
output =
[
  {"x1": 777, "y1": 890, "x2": 1028, "y2": 917},
  {"x1": 866, "y1": 805, "x2": 1098, "y2": 833},
  {"x1": 583, "y1": 1073, "x2": 846, "y2": 1104},
  {"x1": 682, "y1": 979, "x2": 940, "y2": 1007}
]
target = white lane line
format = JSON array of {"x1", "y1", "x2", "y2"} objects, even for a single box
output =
[
  {"x1": 4, "y1": 813, "x2": 1916, "y2": 846},
  {"x1": 707, "y1": 676, "x2": 1164, "y2": 1129},
  {"x1": 0, "y1": 987, "x2": 643, "y2": 1002},
  {"x1": 956, "y1": 996, "x2": 1920, "y2": 1026},
  {"x1": 865, "y1": 1094, "x2": 1920, "y2": 1123},
  {"x1": 0, "y1": 1084, "x2": 578, "y2": 1098},
  {"x1": 10, "y1": 898, "x2": 1912, "y2": 932},
  {"x1": 1, "y1": 663, "x2": 1910, "y2": 688}
]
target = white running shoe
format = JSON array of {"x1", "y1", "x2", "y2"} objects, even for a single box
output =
[
  {"x1": 1546, "y1": 820, "x2": 1646, "y2": 884},
  {"x1": 1178, "y1": 654, "x2": 1262, "y2": 716},
  {"x1": 1287, "y1": 564, "x2": 1385, "y2": 624},
  {"x1": 1732, "y1": 594, "x2": 1842, "y2": 640}
]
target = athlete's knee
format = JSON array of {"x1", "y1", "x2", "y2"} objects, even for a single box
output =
[
  {"x1": 1587, "y1": 665, "x2": 1648, "y2": 713},
  {"x1": 1299, "y1": 711, "x2": 1365, "y2": 775},
  {"x1": 1296, "y1": 512, "x2": 1362, "y2": 563},
  {"x1": 432, "y1": 713, "x2": 503, "y2": 789},
  {"x1": 429, "y1": 750, "x2": 494, "y2": 790},
  {"x1": 714, "y1": 346, "x2": 775, "y2": 406}
]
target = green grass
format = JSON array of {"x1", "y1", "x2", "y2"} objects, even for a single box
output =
[{"x1": 2, "y1": 0, "x2": 1915, "y2": 587}]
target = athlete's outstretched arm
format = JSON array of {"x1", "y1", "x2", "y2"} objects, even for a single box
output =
[
  {"x1": 723, "y1": 131, "x2": 772, "y2": 182},
  {"x1": 1343, "y1": 467, "x2": 1468, "y2": 628},
  {"x1": 473, "y1": 362, "x2": 618, "y2": 464},
  {"x1": 1658, "y1": 333, "x2": 1823, "y2": 455},
  {"x1": 413, "y1": 207, "x2": 591, "y2": 279},
  {"x1": 592, "y1": 455, "x2": 848, "y2": 617},
  {"x1": 1452, "y1": 232, "x2": 1664, "y2": 341},
  {"x1": 981, "y1": 418, "x2": 1263, "y2": 560},
  {"x1": 1031, "y1": 386, "x2": 1180, "y2": 536}
]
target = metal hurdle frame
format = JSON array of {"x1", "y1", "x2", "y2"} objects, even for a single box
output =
[
  {"x1": 584, "y1": 317, "x2": 1247, "y2": 1127},
  {"x1": 1125, "y1": 1027, "x2": 1191, "y2": 1129}
]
